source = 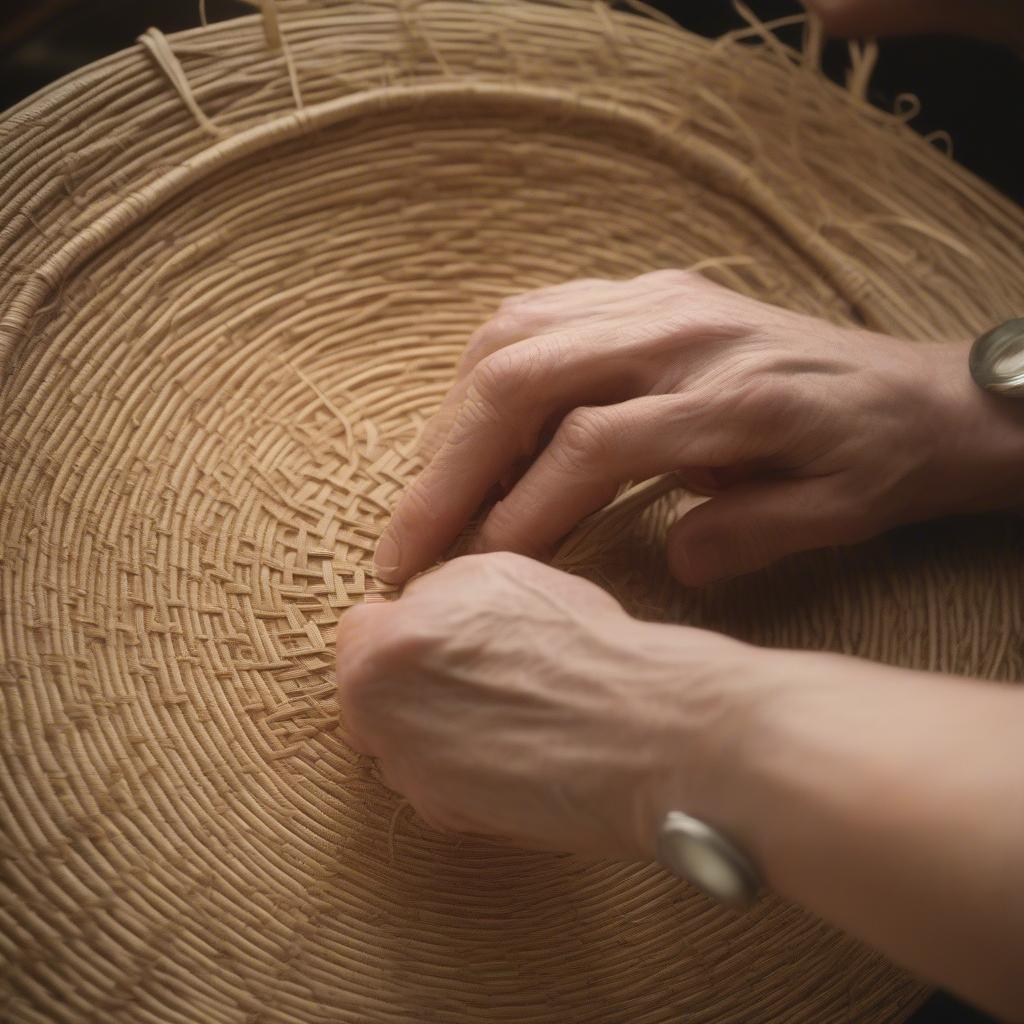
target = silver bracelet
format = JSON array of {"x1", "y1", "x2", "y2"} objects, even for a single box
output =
[
  {"x1": 656, "y1": 810, "x2": 762, "y2": 909},
  {"x1": 969, "y1": 318, "x2": 1024, "y2": 397}
]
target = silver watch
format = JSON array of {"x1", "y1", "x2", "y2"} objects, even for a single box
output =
[
  {"x1": 969, "y1": 318, "x2": 1024, "y2": 397},
  {"x1": 656, "y1": 811, "x2": 762, "y2": 909}
]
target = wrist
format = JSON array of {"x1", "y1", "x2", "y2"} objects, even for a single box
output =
[
  {"x1": 687, "y1": 643, "x2": 1022, "y2": 896},
  {"x1": 646, "y1": 638, "x2": 923, "y2": 880},
  {"x1": 635, "y1": 624, "x2": 787, "y2": 858},
  {"x1": 673, "y1": 642, "x2": 1024, "y2": 1019},
  {"x1": 921, "y1": 337, "x2": 1024, "y2": 516}
]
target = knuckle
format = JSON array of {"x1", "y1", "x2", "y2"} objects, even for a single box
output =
[
  {"x1": 741, "y1": 377, "x2": 797, "y2": 422},
  {"x1": 553, "y1": 407, "x2": 614, "y2": 471},
  {"x1": 454, "y1": 389, "x2": 505, "y2": 440},
  {"x1": 464, "y1": 345, "x2": 552, "y2": 432},
  {"x1": 459, "y1": 332, "x2": 489, "y2": 369},
  {"x1": 708, "y1": 367, "x2": 788, "y2": 423},
  {"x1": 463, "y1": 312, "x2": 531, "y2": 369},
  {"x1": 471, "y1": 348, "x2": 525, "y2": 406},
  {"x1": 482, "y1": 309, "x2": 527, "y2": 338}
]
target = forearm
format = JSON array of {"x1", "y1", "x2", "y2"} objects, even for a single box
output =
[{"x1": 683, "y1": 648, "x2": 1024, "y2": 1020}]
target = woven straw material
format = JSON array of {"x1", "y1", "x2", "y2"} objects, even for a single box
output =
[{"x1": 2, "y1": 2, "x2": 1023, "y2": 1021}]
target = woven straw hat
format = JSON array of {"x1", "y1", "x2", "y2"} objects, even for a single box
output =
[{"x1": 2, "y1": 1, "x2": 1023, "y2": 1021}]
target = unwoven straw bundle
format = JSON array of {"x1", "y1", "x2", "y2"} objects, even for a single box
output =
[{"x1": 2, "y1": 1, "x2": 1023, "y2": 1021}]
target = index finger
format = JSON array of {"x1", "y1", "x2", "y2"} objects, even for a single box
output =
[
  {"x1": 373, "y1": 334, "x2": 637, "y2": 583},
  {"x1": 373, "y1": 355, "x2": 542, "y2": 584}
]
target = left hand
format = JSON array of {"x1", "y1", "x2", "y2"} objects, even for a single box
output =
[
  {"x1": 336, "y1": 552, "x2": 756, "y2": 859},
  {"x1": 373, "y1": 271, "x2": 1024, "y2": 587}
]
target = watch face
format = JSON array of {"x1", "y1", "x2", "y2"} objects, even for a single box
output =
[
  {"x1": 656, "y1": 811, "x2": 760, "y2": 910},
  {"x1": 970, "y1": 318, "x2": 1024, "y2": 395}
]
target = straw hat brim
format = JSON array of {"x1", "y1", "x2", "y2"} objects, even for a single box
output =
[{"x1": 2, "y1": 3, "x2": 1022, "y2": 1022}]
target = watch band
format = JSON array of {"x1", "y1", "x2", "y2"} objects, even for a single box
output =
[
  {"x1": 656, "y1": 810, "x2": 762, "y2": 909},
  {"x1": 969, "y1": 318, "x2": 1024, "y2": 397}
]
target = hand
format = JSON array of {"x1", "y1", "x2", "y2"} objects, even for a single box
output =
[
  {"x1": 337, "y1": 552, "x2": 754, "y2": 859},
  {"x1": 375, "y1": 271, "x2": 1024, "y2": 585},
  {"x1": 803, "y1": 0, "x2": 1024, "y2": 47},
  {"x1": 337, "y1": 557, "x2": 1024, "y2": 1018}
]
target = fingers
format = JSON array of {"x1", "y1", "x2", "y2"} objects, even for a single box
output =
[
  {"x1": 375, "y1": 333, "x2": 641, "y2": 583},
  {"x1": 666, "y1": 476, "x2": 868, "y2": 585},
  {"x1": 456, "y1": 272, "x2": 705, "y2": 383},
  {"x1": 439, "y1": 286, "x2": 627, "y2": 456},
  {"x1": 457, "y1": 278, "x2": 620, "y2": 377},
  {"x1": 803, "y1": 0, "x2": 1009, "y2": 40},
  {"x1": 419, "y1": 276, "x2": 708, "y2": 463},
  {"x1": 420, "y1": 271, "x2": 725, "y2": 463},
  {"x1": 472, "y1": 395, "x2": 754, "y2": 558},
  {"x1": 383, "y1": 270, "x2": 756, "y2": 580}
]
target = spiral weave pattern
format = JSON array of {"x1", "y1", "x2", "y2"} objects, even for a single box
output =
[{"x1": 2, "y1": 2, "x2": 1022, "y2": 1022}]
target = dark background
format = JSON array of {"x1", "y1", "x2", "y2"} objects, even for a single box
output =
[{"x1": 1, "y1": 2, "x2": 1020, "y2": 1022}]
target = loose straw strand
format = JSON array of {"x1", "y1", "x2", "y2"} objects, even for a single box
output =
[
  {"x1": 138, "y1": 27, "x2": 223, "y2": 137},
  {"x1": 244, "y1": 0, "x2": 305, "y2": 109},
  {"x1": 847, "y1": 38, "x2": 880, "y2": 102}
]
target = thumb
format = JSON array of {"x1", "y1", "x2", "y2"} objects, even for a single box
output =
[{"x1": 666, "y1": 478, "x2": 859, "y2": 586}]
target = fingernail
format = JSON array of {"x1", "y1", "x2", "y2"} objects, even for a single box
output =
[{"x1": 373, "y1": 533, "x2": 401, "y2": 581}]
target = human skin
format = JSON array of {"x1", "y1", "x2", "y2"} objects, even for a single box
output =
[
  {"x1": 338, "y1": 273, "x2": 1024, "y2": 1018},
  {"x1": 338, "y1": 556, "x2": 1024, "y2": 1020},
  {"x1": 804, "y1": 0, "x2": 1024, "y2": 48},
  {"x1": 372, "y1": 272, "x2": 1024, "y2": 586}
]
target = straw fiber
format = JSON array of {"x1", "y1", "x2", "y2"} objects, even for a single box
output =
[{"x1": 2, "y1": 2, "x2": 1022, "y2": 1021}]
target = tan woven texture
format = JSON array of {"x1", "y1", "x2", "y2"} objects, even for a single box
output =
[{"x1": 2, "y1": 2, "x2": 1023, "y2": 1021}]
